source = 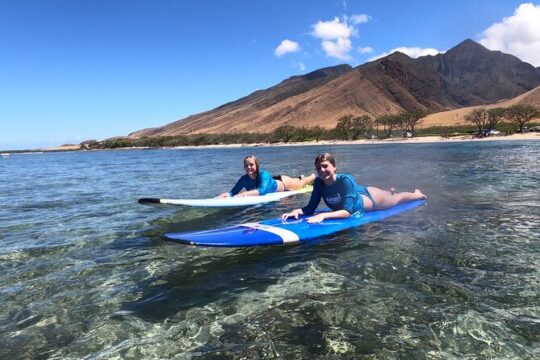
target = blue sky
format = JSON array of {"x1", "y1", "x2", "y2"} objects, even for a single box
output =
[{"x1": 1, "y1": 0, "x2": 539, "y2": 150}]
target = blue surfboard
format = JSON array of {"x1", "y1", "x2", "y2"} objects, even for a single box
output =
[{"x1": 164, "y1": 199, "x2": 425, "y2": 247}]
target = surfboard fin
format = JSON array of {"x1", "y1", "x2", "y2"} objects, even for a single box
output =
[{"x1": 138, "y1": 198, "x2": 162, "y2": 204}]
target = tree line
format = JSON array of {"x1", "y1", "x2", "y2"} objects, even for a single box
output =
[
  {"x1": 86, "y1": 110, "x2": 427, "y2": 149},
  {"x1": 84, "y1": 105, "x2": 538, "y2": 149},
  {"x1": 464, "y1": 104, "x2": 540, "y2": 135}
]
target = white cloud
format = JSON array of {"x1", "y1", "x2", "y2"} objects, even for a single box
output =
[
  {"x1": 274, "y1": 39, "x2": 300, "y2": 57},
  {"x1": 478, "y1": 3, "x2": 540, "y2": 66},
  {"x1": 299, "y1": 62, "x2": 306, "y2": 71},
  {"x1": 311, "y1": 15, "x2": 370, "y2": 60},
  {"x1": 369, "y1": 46, "x2": 440, "y2": 61},
  {"x1": 312, "y1": 17, "x2": 355, "y2": 40},
  {"x1": 357, "y1": 46, "x2": 373, "y2": 54},
  {"x1": 322, "y1": 38, "x2": 353, "y2": 61},
  {"x1": 350, "y1": 14, "x2": 371, "y2": 24}
]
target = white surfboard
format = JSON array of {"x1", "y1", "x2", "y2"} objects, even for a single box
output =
[{"x1": 138, "y1": 186, "x2": 312, "y2": 207}]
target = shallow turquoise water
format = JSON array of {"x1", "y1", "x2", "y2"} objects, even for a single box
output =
[{"x1": 0, "y1": 142, "x2": 538, "y2": 358}]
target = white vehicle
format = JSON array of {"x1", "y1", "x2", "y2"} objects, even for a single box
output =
[
  {"x1": 487, "y1": 129, "x2": 500, "y2": 135},
  {"x1": 481, "y1": 129, "x2": 500, "y2": 136}
]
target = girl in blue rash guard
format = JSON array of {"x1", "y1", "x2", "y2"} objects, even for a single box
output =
[
  {"x1": 281, "y1": 153, "x2": 426, "y2": 224},
  {"x1": 217, "y1": 155, "x2": 316, "y2": 198}
]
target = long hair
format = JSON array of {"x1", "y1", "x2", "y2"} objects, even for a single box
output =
[{"x1": 314, "y1": 153, "x2": 336, "y2": 167}]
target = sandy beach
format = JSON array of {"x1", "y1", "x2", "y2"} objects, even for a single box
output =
[
  {"x1": 265, "y1": 132, "x2": 540, "y2": 146},
  {"x1": 167, "y1": 132, "x2": 540, "y2": 150},
  {"x1": 39, "y1": 132, "x2": 539, "y2": 152}
]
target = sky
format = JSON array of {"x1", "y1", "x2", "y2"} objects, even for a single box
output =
[{"x1": 1, "y1": 0, "x2": 540, "y2": 150}]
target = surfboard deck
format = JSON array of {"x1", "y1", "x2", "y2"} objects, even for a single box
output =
[
  {"x1": 164, "y1": 199, "x2": 425, "y2": 247},
  {"x1": 139, "y1": 185, "x2": 312, "y2": 207}
]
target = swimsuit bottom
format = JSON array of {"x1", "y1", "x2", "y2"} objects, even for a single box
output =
[
  {"x1": 358, "y1": 185, "x2": 377, "y2": 209},
  {"x1": 272, "y1": 175, "x2": 305, "y2": 191}
]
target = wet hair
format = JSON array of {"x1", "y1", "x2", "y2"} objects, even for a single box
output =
[{"x1": 315, "y1": 153, "x2": 336, "y2": 167}]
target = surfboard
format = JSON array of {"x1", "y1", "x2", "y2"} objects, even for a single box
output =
[
  {"x1": 164, "y1": 199, "x2": 425, "y2": 247},
  {"x1": 139, "y1": 186, "x2": 312, "y2": 207}
]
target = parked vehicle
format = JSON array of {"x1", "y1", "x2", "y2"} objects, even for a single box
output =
[{"x1": 479, "y1": 128, "x2": 501, "y2": 136}]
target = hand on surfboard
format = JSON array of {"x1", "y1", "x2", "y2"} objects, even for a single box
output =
[{"x1": 281, "y1": 209, "x2": 303, "y2": 221}]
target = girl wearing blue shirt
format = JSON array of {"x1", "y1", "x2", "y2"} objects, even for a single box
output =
[
  {"x1": 217, "y1": 155, "x2": 315, "y2": 198},
  {"x1": 282, "y1": 153, "x2": 426, "y2": 223}
]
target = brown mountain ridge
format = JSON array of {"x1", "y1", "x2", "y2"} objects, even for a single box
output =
[{"x1": 129, "y1": 39, "x2": 540, "y2": 138}]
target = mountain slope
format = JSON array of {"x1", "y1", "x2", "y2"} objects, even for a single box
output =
[
  {"x1": 419, "y1": 85, "x2": 540, "y2": 128},
  {"x1": 129, "y1": 40, "x2": 540, "y2": 137},
  {"x1": 129, "y1": 64, "x2": 353, "y2": 137},
  {"x1": 419, "y1": 39, "x2": 540, "y2": 104}
]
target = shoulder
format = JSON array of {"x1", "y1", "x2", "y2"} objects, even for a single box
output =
[
  {"x1": 337, "y1": 174, "x2": 357, "y2": 186},
  {"x1": 337, "y1": 173, "x2": 354, "y2": 182},
  {"x1": 258, "y1": 170, "x2": 272, "y2": 178}
]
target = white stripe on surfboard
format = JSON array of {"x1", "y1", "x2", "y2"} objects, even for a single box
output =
[{"x1": 240, "y1": 223, "x2": 300, "y2": 244}]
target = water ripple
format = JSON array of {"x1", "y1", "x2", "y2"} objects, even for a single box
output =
[{"x1": 0, "y1": 143, "x2": 539, "y2": 358}]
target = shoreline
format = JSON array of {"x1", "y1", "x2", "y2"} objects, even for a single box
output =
[
  {"x1": 233, "y1": 133, "x2": 540, "y2": 147},
  {"x1": 167, "y1": 133, "x2": 540, "y2": 150},
  {"x1": 21, "y1": 132, "x2": 540, "y2": 153}
]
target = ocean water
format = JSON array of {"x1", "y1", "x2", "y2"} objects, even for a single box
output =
[{"x1": 0, "y1": 141, "x2": 538, "y2": 359}]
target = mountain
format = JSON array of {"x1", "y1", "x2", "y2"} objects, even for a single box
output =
[
  {"x1": 419, "y1": 39, "x2": 540, "y2": 104},
  {"x1": 128, "y1": 64, "x2": 353, "y2": 137},
  {"x1": 420, "y1": 85, "x2": 540, "y2": 128},
  {"x1": 357, "y1": 39, "x2": 540, "y2": 111},
  {"x1": 129, "y1": 40, "x2": 540, "y2": 138}
]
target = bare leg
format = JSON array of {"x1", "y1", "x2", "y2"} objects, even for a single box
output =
[
  {"x1": 278, "y1": 174, "x2": 316, "y2": 191},
  {"x1": 364, "y1": 186, "x2": 426, "y2": 211}
]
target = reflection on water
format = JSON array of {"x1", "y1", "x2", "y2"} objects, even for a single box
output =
[{"x1": 0, "y1": 142, "x2": 539, "y2": 358}]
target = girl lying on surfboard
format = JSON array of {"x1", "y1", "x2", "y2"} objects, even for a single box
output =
[
  {"x1": 217, "y1": 155, "x2": 316, "y2": 198},
  {"x1": 281, "y1": 153, "x2": 426, "y2": 224}
]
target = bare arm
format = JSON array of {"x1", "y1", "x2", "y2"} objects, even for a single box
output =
[
  {"x1": 282, "y1": 209, "x2": 351, "y2": 223},
  {"x1": 305, "y1": 209, "x2": 350, "y2": 224},
  {"x1": 235, "y1": 189, "x2": 260, "y2": 197}
]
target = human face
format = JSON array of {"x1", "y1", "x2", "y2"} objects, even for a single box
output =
[
  {"x1": 244, "y1": 158, "x2": 258, "y2": 178},
  {"x1": 316, "y1": 160, "x2": 337, "y2": 183}
]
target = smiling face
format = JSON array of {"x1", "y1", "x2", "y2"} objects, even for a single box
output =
[
  {"x1": 316, "y1": 160, "x2": 337, "y2": 183},
  {"x1": 243, "y1": 156, "x2": 259, "y2": 178}
]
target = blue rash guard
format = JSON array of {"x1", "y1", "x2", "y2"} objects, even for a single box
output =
[
  {"x1": 229, "y1": 169, "x2": 278, "y2": 196},
  {"x1": 301, "y1": 174, "x2": 374, "y2": 215}
]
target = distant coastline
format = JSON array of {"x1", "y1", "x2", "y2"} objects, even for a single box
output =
[
  {"x1": 174, "y1": 133, "x2": 540, "y2": 149},
  {"x1": 30, "y1": 132, "x2": 539, "y2": 153}
]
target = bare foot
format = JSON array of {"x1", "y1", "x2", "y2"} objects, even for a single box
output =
[{"x1": 414, "y1": 189, "x2": 427, "y2": 199}]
